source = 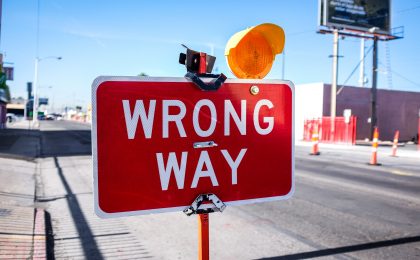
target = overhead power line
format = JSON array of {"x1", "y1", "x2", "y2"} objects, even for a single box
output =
[
  {"x1": 389, "y1": 70, "x2": 420, "y2": 88},
  {"x1": 397, "y1": 5, "x2": 420, "y2": 14},
  {"x1": 288, "y1": 29, "x2": 315, "y2": 37},
  {"x1": 377, "y1": 60, "x2": 420, "y2": 88},
  {"x1": 337, "y1": 44, "x2": 374, "y2": 95}
]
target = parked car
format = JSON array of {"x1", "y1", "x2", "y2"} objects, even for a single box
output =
[{"x1": 45, "y1": 115, "x2": 55, "y2": 120}]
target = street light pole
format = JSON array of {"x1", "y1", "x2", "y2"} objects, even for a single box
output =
[
  {"x1": 281, "y1": 49, "x2": 285, "y2": 79},
  {"x1": 32, "y1": 56, "x2": 61, "y2": 128},
  {"x1": 51, "y1": 88, "x2": 55, "y2": 114},
  {"x1": 32, "y1": 57, "x2": 39, "y2": 128}
]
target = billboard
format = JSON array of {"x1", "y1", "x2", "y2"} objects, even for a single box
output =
[{"x1": 319, "y1": 0, "x2": 391, "y2": 35}]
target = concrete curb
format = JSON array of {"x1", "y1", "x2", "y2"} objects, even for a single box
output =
[
  {"x1": 0, "y1": 152, "x2": 36, "y2": 161},
  {"x1": 296, "y1": 141, "x2": 420, "y2": 159}
]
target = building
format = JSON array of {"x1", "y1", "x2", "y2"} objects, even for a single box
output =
[
  {"x1": 6, "y1": 97, "x2": 26, "y2": 117},
  {"x1": 295, "y1": 83, "x2": 420, "y2": 142},
  {"x1": 0, "y1": 89, "x2": 7, "y2": 128}
]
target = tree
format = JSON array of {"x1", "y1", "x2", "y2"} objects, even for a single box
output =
[{"x1": 138, "y1": 72, "x2": 149, "y2": 77}]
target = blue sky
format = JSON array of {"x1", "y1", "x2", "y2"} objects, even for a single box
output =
[{"x1": 2, "y1": 0, "x2": 420, "y2": 110}]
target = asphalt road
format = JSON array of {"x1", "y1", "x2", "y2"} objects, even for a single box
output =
[{"x1": 35, "y1": 120, "x2": 420, "y2": 259}]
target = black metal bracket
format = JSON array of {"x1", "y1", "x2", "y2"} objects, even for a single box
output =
[
  {"x1": 183, "y1": 193, "x2": 226, "y2": 216},
  {"x1": 185, "y1": 72, "x2": 227, "y2": 91}
]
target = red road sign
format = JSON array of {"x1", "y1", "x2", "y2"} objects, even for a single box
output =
[{"x1": 92, "y1": 77, "x2": 294, "y2": 218}]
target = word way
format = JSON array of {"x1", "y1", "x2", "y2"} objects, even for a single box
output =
[{"x1": 156, "y1": 149, "x2": 247, "y2": 190}]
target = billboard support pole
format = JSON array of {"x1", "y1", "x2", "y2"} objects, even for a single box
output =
[
  {"x1": 371, "y1": 37, "x2": 378, "y2": 139},
  {"x1": 330, "y1": 29, "x2": 339, "y2": 142}
]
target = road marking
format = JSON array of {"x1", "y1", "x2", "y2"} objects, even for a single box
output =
[
  {"x1": 298, "y1": 171, "x2": 420, "y2": 205},
  {"x1": 390, "y1": 170, "x2": 415, "y2": 177}
]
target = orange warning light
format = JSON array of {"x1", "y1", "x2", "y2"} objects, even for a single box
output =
[{"x1": 225, "y1": 23, "x2": 285, "y2": 79}]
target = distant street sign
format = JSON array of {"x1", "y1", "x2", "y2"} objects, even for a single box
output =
[
  {"x1": 39, "y1": 98, "x2": 48, "y2": 105},
  {"x1": 4, "y1": 67, "x2": 14, "y2": 81},
  {"x1": 92, "y1": 77, "x2": 294, "y2": 218}
]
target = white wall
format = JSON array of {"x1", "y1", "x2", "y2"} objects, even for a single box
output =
[{"x1": 295, "y1": 82, "x2": 324, "y2": 141}]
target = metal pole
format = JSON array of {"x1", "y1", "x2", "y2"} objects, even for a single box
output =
[
  {"x1": 282, "y1": 49, "x2": 285, "y2": 79},
  {"x1": 417, "y1": 110, "x2": 420, "y2": 151},
  {"x1": 359, "y1": 38, "x2": 365, "y2": 87},
  {"x1": 32, "y1": 58, "x2": 39, "y2": 128},
  {"x1": 331, "y1": 29, "x2": 339, "y2": 141},
  {"x1": 33, "y1": 0, "x2": 40, "y2": 128},
  {"x1": 51, "y1": 90, "x2": 55, "y2": 114},
  {"x1": 198, "y1": 213, "x2": 209, "y2": 260},
  {"x1": 371, "y1": 37, "x2": 378, "y2": 139},
  {"x1": 23, "y1": 99, "x2": 26, "y2": 121}
]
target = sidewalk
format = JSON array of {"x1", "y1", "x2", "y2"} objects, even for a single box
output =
[
  {"x1": 0, "y1": 120, "x2": 47, "y2": 259},
  {"x1": 296, "y1": 140, "x2": 420, "y2": 159}
]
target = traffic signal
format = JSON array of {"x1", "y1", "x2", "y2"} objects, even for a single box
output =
[{"x1": 225, "y1": 23, "x2": 285, "y2": 79}]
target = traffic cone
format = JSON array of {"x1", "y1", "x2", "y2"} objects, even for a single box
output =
[
  {"x1": 391, "y1": 130, "x2": 399, "y2": 157},
  {"x1": 310, "y1": 127, "x2": 320, "y2": 155},
  {"x1": 369, "y1": 127, "x2": 381, "y2": 165}
]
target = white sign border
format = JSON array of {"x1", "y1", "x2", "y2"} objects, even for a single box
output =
[{"x1": 92, "y1": 76, "x2": 295, "y2": 218}]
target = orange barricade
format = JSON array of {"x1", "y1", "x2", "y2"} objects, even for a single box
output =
[
  {"x1": 303, "y1": 116, "x2": 357, "y2": 145},
  {"x1": 369, "y1": 127, "x2": 381, "y2": 165},
  {"x1": 310, "y1": 126, "x2": 321, "y2": 155},
  {"x1": 391, "y1": 130, "x2": 399, "y2": 157}
]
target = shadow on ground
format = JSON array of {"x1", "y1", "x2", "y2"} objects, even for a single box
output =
[
  {"x1": 0, "y1": 129, "x2": 40, "y2": 160},
  {"x1": 260, "y1": 235, "x2": 420, "y2": 260},
  {"x1": 40, "y1": 130, "x2": 91, "y2": 157},
  {"x1": 0, "y1": 128, "x2": 92, "y2": 159}
]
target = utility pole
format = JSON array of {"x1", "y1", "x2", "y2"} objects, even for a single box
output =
[
  {"x1": 371, "y1": 37, "x2": 378, "y2": 139},
  {"x1": 330, "y1": 29, "x2": 339, "y2": 141}
]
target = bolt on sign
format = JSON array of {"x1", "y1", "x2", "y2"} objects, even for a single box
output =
[{"x1": 92, "y1": 77, "x2": 294, "y2": 218}]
